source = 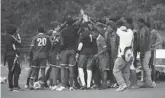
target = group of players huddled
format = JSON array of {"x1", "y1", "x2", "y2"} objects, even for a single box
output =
[{"x1": 4, "y1": 10, "x2": 162, "y2": 92}]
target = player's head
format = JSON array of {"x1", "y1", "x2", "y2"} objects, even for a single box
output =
[
  {"x1": 47, "y1": 30, "x2": 53, "y2": 36},
  {"x1": 107, "y1": 21, "x2": 117, "y2": 32},
  {"x1": 65, "y1": 15, "x2": 74, "y2": 25},
  {"x1": 38, "y1": 26, "x2": 45, "y2": 33},
  {"x1": 5, "y1": 24, "x2": 17, "y2": 35},
  {"x1": 137, "y1": 18, "x2": 146, "y2": 28},
  {"x1": 82, "y1": 22, "x2": 90, "y2": 31},
  {"x1": 125, "y1": 18, "x2": 133, "y2": 29},
  {"x1": 91, "y1": 28, "x2": 99, "y2": 39}
]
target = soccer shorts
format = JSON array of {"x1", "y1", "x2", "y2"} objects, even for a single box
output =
[
  {"x1": 78, "y1": 54, "x2": 94, "y2": 70},
  {"x1": 97, "y1": 54, "x2": 110, "y2": 71},
  {"x1": 49, "y1": 51, "x2": 60, "y2": 68},
  {"x1": 60, "y1": 49, "x2": 76, "y2": 68},
  {"x1": 31, "y1": 58, "x2": 47, "y2": 68}
]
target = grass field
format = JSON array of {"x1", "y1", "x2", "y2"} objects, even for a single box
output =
[{"x1": 1, "y1": 65, "x2": 165, "y2": 98}]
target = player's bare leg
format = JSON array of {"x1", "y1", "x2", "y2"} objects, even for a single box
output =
[
  {"x1": 29, "y1": 67, "x2": 37, "y2": 90},
  {"x1": 40, "y1": 68, "x2": 46, "y2": 87},
  {"x1": 25, "y1": 67, "x2": 32, "y2": 88}
]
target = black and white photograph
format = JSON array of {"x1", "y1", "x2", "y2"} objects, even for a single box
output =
[{"x1": 1, "y1": 0, "x2": 165, "y2": 98}]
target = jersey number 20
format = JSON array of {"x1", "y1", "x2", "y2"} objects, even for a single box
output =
[{"x1": 37, "y1": 38, "x2": 47, "y2": 46}]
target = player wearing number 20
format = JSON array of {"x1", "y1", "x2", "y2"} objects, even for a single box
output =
[{"x1": 29, "y1": 26, "x2": 51, "y2": 89}]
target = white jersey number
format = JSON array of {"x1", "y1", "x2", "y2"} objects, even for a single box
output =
[{"x1": 37, "y1": 38, "x2": 47, "y2": 46}]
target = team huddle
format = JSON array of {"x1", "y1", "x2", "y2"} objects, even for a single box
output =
[{"x1": 4, "y1": 10, "x2": 162, "y2": 92}]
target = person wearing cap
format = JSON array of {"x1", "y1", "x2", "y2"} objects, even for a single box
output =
[
  {"x1": 4, "y1": 24, "x2": 22, "y2": 91},
  {"x1": 136, "y1": 18, "x2": 160, "y2": 88}
]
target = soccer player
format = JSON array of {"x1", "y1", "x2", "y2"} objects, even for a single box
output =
[
  {"x1": 56, "y1": 16, "x2": 80, "y2": 91},
  {"x1": 25, "y1": 50, "x2": 33, "y2": 89},
  {"x1": 29, "y1": 26, "x2": 51, "y2": 89},
  {"x1": 49, "y1": 30, "x2": 61, "y2": 90},
  {"x1": 4, "y1": 24, "x2": 22, "y2": 91},
  {"x1": 76, "y1": 23, "x2": 98, "y2": 89},
  {"x1": 104, "y1": 21, "x2": 119, "y2": 88},
  {"x1": 91, "y1": 29, "x2": 109, "y2": 89}
]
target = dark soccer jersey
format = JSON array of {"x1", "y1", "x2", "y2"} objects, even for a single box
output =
[
  {"x1": 31, "y1": 33, "x2": 51, "y2": 59},
  {"x1": 60, "y1": 25, "x2": 79, "y2": 51},
  {"x1": 80, "y1": 31, "x2": 97, "y2": 55}
]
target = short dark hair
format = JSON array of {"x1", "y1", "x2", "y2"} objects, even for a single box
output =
[
  {"x1": 125, "y1": 18, "x2": 133, "y2": 25},
  {"x1": 65, "y1": 16, "x2": 74, "y2": 25},
  {"x1": 137, "y1": 18, "x2": 146, "y2": 25},
  {"x1": 38, "y1": 26, "x2": 45, "y2": 33},
  {"x1": 5, "y1": 24, "x2": 17, "y2": 35},
  {"x1": 107, "y1": 21, "x2": 117, "y2": 31}
]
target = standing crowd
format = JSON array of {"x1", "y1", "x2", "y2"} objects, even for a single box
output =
[{"x1": 4, "y1": 11, "x2": 163, "y2": 92}]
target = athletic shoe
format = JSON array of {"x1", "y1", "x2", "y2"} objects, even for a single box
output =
[
  {"x1": 86, "y1": 87, "x2": 91, "y2": 90},
  {"x1": 131, "y1": 85, "x2": 139, "y2": 89},
  {"x1": 49, "y1": 86, "x2": 52, "y2": 89},
  {"x1": 9, "y1": 88, "x2": 13, "y2": 91},
  {"x1": 152, "y1": 82, "x2": 156, "y2": 87},
  {"x1": 24, "y1": 85, "x2": 29, "y2": 89},
  {"x1": 44, "y1": 83, "x2": 49, "y2": 88},
  {"x1": 80, "y1": 85, "x2": 87, "y2": 90},
  {"x1": 51, "y1": 86, "x2": 58, "y2": 90},
  {"x1": 13, "y1": 87, "x2": 23, "y2": 92},
  {"x1": 56, "y1": 86, "x2": 66, "y2": 91},
  {"x1": 116, "y1": 84, "x2": 127, "y2": 92},
  {"x1": 111, "y1": 83, "x2": 118, "y2": 88},
  {"x1": 140, "y1": 84, "x2": 154, "y2": 88},
  {"x1": 91, "y1": 84, "x2": 99, "y2": 90},
  {"x1": 69, "y1": 87, "x2": 75, "y2": 91}
]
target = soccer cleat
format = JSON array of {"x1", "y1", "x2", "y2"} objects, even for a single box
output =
[
  {"x1": 24, "y1": 85, "x2": 29, "y2": 89},
  {"x1": 56, "y1": 86, "x2": 66, "y2": 91},
  {"x1": 152, "y1": 82, "x2": 156, "y2": 87},
  {"x1": 13, "y1": 87, "x2": 23, "y2": 92},
  {"x1": 69, "y1": 87, "x2": 75, "y2": 91},
  {"x1": 86, "y1": 87, "x2": 92, "y2": 90},
  {"x1": 8, "y1": 88, "x2": 13, "y2": 91},
  {"x1": 116, "y1": 84, "x2": 127, "y2": 92},
  {"x1": 91, "y1": 84, "x2": 99, "y2": 90},
  {"x1": 49, "y1": 86, "x2": 52, "y2": 89},
  {"x1": 80, "y1": 85, "x2": 87, "y2": 90},
  {"x1": 51, "y1": 86, "x2": 58, "y2": 90}
]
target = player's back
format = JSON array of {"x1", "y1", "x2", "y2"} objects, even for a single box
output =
[{"x1": 32, "y1": 33, "x2": 51, "y2": 59}]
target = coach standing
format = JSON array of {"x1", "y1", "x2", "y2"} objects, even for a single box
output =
[{"x1": 4, "y1": 24, "x2": 22, "y2": 91}]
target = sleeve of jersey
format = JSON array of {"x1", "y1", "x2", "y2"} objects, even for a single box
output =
[
  {"x1": 31, "y1": 37, "x2": 35, "y2": 46},
  {"x1": 47, "y1": 38, "x2": 52, "y2": 50},
  {"x1": 99, "y1": 36, "x2": 107, "y2": 48}
]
